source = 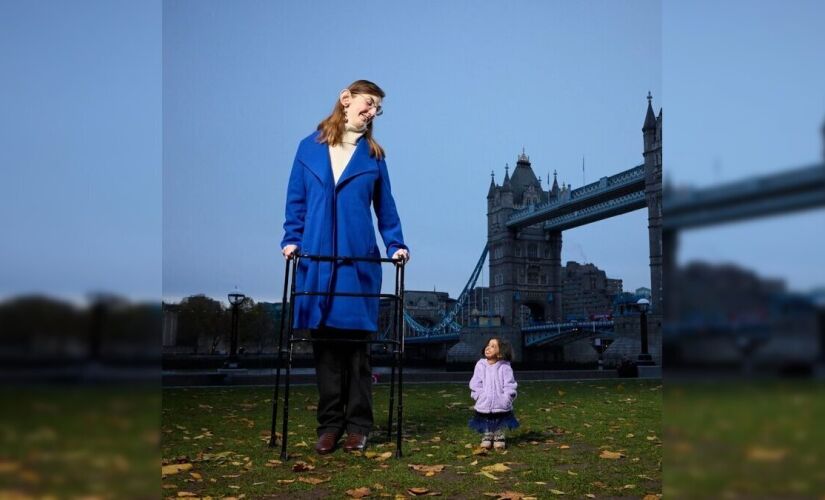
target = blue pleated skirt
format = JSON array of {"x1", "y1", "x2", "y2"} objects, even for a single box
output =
[{"x1": 468, "y1": 410, "x2": 520, "y2": 434}]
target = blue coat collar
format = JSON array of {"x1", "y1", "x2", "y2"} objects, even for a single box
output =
[{"x1": 299, "y1": 131, "x2": 377, "y2": 190}]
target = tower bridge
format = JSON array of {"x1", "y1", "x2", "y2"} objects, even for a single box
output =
[{"x1": 394, "y1": 94, "x2": 664, "y2": 367}]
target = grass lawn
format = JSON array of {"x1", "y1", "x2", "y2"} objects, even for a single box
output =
[
  {"x1": 664, "y1": 380, "x2": 825, "y2": 499},
  {"x1": 0, "y1": 386, "x2": 160, "y2": 499},
  {"x1": 162, "y1": 380, "x2": 662, "y2": 499}
]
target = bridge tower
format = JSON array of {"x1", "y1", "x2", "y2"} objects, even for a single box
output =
[
  {"x1": 487, "y1": 153, "x2": 562, "y2": 326},
  {"x1": 643, "y1": 92, "x2": 664, "y2": 315}
]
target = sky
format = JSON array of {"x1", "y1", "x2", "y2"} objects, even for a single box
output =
[
  {"x1": 1, "y1": 0, "x2": 822, "y2": 306},
  {"x1": 0, "y1": 1, "x2": 161, "y2": 305},
  {"x1": 664, "y1": 0, "x2": 825, "y2": 292},
  {"x1": 161, "y1": 0, "x2": 661, "y2": 304}
]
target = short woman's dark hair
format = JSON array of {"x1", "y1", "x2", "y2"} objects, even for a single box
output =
[{"x1": 481, "y1": 337, "x2": 514, "y2": 362}]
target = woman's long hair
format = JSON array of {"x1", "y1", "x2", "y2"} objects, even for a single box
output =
[{"x1": 316, "y1": 80, "x2": 385, "y2": 160}]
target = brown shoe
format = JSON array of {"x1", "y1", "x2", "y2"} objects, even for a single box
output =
[
  {"x1": 315, "y1": 432, "x2": 340, "y2": 455},
  {"x1": 343, "y1": 433, "x2": 368, "y2": 452}
]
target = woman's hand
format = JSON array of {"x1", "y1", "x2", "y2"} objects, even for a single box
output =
[
  {"x1": 392, "y1": 248, "x2": 410, "y2": 263},
  {"x1": 282, "y1": 244, "x2": 299, "y2": 260}
]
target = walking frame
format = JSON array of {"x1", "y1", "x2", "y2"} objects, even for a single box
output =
[{"x1": 269, "y1": 253, "x2": 406, "y2": 460}]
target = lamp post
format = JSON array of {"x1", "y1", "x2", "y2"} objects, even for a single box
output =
[
  {"x1": 227, "y1": 292, "x2": 246, "y2": 366},
  {"x1": 591, "y1": 336, "x2": 614, "y2": 371},
  {"x1": 636, "y1": 298, "x2": 654, "y2": 365}
]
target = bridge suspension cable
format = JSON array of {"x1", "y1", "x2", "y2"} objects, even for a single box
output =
[{"x1": 404, "y1": 244, "x2": 489, "y2": 337}]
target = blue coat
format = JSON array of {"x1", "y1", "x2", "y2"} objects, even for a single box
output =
[{"x1": 280, "y1": 131, "x2": 408, "y2": 332}]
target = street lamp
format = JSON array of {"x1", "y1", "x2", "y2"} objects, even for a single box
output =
[
  {"x1": 636, "y1": 298, "x2": 654, "y2": 365},
  {"x1": 227, "y1": 292, "x2": 247, "y2": 366},
  {"x1": 591, "y1": 336, "x2": 615, "y2": 371}
]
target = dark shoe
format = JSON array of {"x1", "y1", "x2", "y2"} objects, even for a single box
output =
[
  {"x1": 315, "y1": 432, "x2": 340, "y2": 455},
  {"x1": 343, "y1": 433, "x2": 368, "y2": 452}
]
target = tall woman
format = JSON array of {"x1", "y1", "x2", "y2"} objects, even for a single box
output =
[{"x1": 281, "y1": 80, "x2": 409, "y2": 454}]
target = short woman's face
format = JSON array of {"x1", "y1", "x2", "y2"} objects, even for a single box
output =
[
  {"x1": 484, "y1": 339, "x2": 500, "y2": 359},
  {"x1": 343, "y1": 92, "x2": 382, "y2": 129}
]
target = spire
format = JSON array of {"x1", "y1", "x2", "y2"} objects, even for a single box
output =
[
  {"x1": 502, "y1": 163, "x2": 511, "y2": 191},
  {"x1": 517, "y1": 147, "x2": 530, "y2": 164},
  {"x1": 487, "y1": 169, "x2": 497, "y2": 198},
  {"x1": 551, "y1": 168, "x2": 559, "y2": 194},
  {"x1": 643, "y1": 91, "x2": 657, "y2": 131}
]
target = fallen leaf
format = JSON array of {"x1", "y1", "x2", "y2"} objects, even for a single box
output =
[
  {"x1": 599, "y1": 450, "x2": 625, "y2": 459},
  {"x1": 490, "y1": 491, "x2": 532, "y2": 500},
  {"x1": 558, "y1": 445, "x2": 570, "y2": 450},
  {"x1": 177, "y1": 492, "x2": 197, "y2": 498},
  {"x1": 346, "y1": 487, "x2": 371, "y2": 498},
  {"x1": 292, "y1": 461, "x2": 315, "y2": 472},
  {"x1": 481, "y1": 463, "x2": 511, "y2": 473},
  {"x1": 298, "y1": 476, "x2": 331, "y2": 485},
  {"x1": 746, "y1": 447, "x2": 787, "y2": 462},
  {"x1": 408, "y1": 464, "x2": 445, "y2": 476},
  {"x1": 550, "y1": 489, "x2": 566, "y2": 495},
  {"x1": 408, "y1": 487, "x2": 430, "y2": 496},
  {"x1": 162, "y1": 463, "x2": 193, "y2": 476},
  {"x1": 277, "y1": 479, "x2": 295, "y2": 484},
  {"x1": 479, "y1": 471, "x2": 500, "y2": 480},
  {"x1": 642, "y1": 495, "x2": 660, "y2": 500}
]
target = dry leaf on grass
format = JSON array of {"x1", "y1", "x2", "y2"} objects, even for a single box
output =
[
  {"x1": 176, "y1": 492, "x2": 197, "y2": 498},
  {"x1": 550, "y1": 489, "x2": 566, "y2": 495},
  {"x1": 291, "y1": 461, "x2": 315, "y2": 472},
  {"x1": 298, "y1": 476, "x2": 331, "y2": 485},
  {"x1": 277, "y1": 479, "x2": 295, "y2": 485},
  {"x1": 486, "y1": 491, "x2": 535, "y2": 500},
  {"x1": 481, "y1": 463, "x2": 511, "y2": 473},
  {"x1": 162, "y1": 463, "x2": 193, "y2": 476},
  {"x1": 599, "y1": 450, "x2": 625, "y2": 459},
  {"x1": 745, "y1": 446, "x2": 787, "y2": 462},
  {"x1": 408, "y1": 464, "x2": 445, "y2": 476},
  {"x1": 346, "y1": 486, "x2": 372, "y2": 498},
  {"x1": 479, "y1": 471, "x2": 500, "y2": 480}
]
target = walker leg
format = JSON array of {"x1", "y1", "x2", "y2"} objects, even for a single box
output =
[
  {"x1": 280, "y1": 339, "x2": 293, "y2": 461},
  {"x1": 387, "y1": 356, "x2": 396, "y2": 442}
]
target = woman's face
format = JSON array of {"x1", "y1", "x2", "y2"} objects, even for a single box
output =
[
  {"x1": 342, "y1": 92, "x2": 382, "y2": 130},
  {"x1": 484, "y1": 339, "x2": 500, "y2": 359}
]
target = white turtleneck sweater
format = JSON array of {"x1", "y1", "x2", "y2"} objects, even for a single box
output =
[{"x1": 329, "y1": 125, "x2": 365, "y2": 184}]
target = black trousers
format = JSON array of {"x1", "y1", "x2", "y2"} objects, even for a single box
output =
[{"x1": 311, "y1": 328, "x2": 373, "y2": 437}]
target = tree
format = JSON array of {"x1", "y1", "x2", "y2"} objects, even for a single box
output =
[{"x1": 176, "y1": 295, "x2": 226, "y2": 354}]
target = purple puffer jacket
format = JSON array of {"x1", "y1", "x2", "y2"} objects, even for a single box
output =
[{"x1": 469, "y1": 358, "x2": 518, "y2": 413}]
